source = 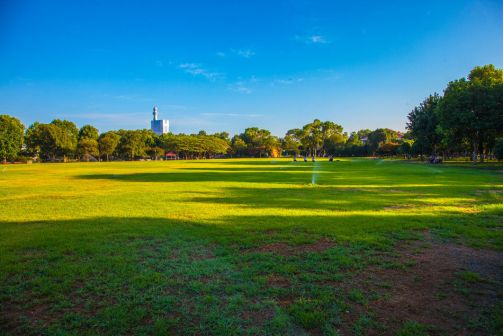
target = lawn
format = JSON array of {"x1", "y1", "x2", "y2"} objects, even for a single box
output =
[{"x1": 1, "y1": 158, "x2": 502, "y2": 335}]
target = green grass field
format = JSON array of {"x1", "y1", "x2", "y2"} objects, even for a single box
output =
[{"x1": 1, "y1": 159, "x2": 502, "y2": 335}]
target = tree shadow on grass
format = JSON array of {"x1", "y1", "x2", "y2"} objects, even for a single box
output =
[
  {"x1": 180, "y1": 185, "x2": 478, "y2": 212},
  {"x1": 74, "y1": 165, "x2": 488, "y2": 187}
]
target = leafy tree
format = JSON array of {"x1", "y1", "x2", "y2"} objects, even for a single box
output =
[
  {"x1": 0, "y1": 115, "x2": 24, "y2": 162},
  {"x1": 399, "y1": 140, "x2": 414, "y2": 157},
  {"x1": 79, "y1": 125, "x2": 99, "y2": 140},
  {"x1": 438, "y1": 64, "x2": 503, "y2": 163},
  {"x1": 346, "y1": 132, "x2": 362, "y2": 146},
  {"x1": 50, "y1": 119, "x2": 78, "y2": 160},
  {"x1": 406, "y1": 94, "x2": 442, "y2": 157},
  {"x1": 301, "y1": 119, "x2": 323, "y2": 156},
  {"x1": 98, "y1": 132, "x2": 120, "y2": 161},
  {"x1": 367, "y1": 129, "x2": 387, "y2": 154},
  {"x1": 212, "y1": 131, "x2": 230, "y2": 143},
  {"x1": 323, "y1": 132, "x2": 347, "y2": 156},
  {"x1": 77, "y1": 138, "x2": 99, "y2": 161},
  {"x1": 367, "y1": 128, "x2": 399, "y2": 155},
  {"x1": 377, "y1": 142, "x2": 400, "y2": 156},
  {"x1": 158, "y1": 133, "x2": 229, "y2": 159},
  {"x1": 26, "y1": 123, "x2": 62, "y2": 161},
  {"x1": 148, "y1": 146, "x2": 165, "y2": 160},
  {"x1": 320, "y1": 121, "x2": 344, "y2": 156},
  {"x1": 231, "y1": 135, "x2": 247, "y2": 157},
  {"x1": 24, "y1": 122, "x2": 42, "y2": 157},
  {"x1": 239, "y1": 127, "x2": 278, "y2": 157},
  {"x1": 283, "y1": 128, "x2": 303, "y2": 156},
  {"x1": 116, "y1": 130, "x2": 151, "y2": 160}
]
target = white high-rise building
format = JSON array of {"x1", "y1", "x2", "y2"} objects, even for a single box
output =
[{"x1": 150, "y1": 106, "x2": 169, "y2": 135}]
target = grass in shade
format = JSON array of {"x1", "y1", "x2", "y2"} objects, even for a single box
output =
[{"x1": 0, "y1": 158, "x2": 502, "y2": 335}]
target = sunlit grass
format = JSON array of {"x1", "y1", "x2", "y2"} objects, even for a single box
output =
[{"x1": 0, "y1": 158, "x2": 502, "y2": 334}]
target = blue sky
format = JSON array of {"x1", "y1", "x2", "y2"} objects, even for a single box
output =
[{"x1": 1, "y1": 0, "x2": 502, "y2": 136}]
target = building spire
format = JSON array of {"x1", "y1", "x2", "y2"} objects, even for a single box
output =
[{"x1": 153, "y1": 106, "x2": 158, "y2": 121}]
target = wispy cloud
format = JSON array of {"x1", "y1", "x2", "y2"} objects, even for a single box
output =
[
  {"x1": 271, "y1": 77, "x2": 304, "y2": 86},
  {"x1": 227, "y1": 76, "x2": 258, "y2": 94},
  {"x1": 228, "y1": 83, "x2": 253, "y2": 94},
  {"x1": 234, "y1": 49, "x2": 256, "y2": 58},
  {"x1": 295, "y1": 34, "x2": 330, "y2": 44},
  {"x1": 216, "y1": 48, "x2": 256, "y2": 58},
  {"x1": 179, "y1": 63, "x2": 223, "y2": 80}
]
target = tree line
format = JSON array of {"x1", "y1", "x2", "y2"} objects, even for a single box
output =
[
  {"x1": 1, "y1": 64, "x2": 502, "y2": 163},
  {"x1": 0, "y1": 116, "x2": 409, "y2": 162},
  {"x1": 407, "y1": 64, "x2": 503, "y2": 163}
]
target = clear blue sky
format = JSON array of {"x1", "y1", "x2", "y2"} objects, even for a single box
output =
[{"x1": 1, "y1": 0, "x2": 502, "y2": 136}]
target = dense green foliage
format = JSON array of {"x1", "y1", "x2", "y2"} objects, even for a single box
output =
[
  {"x1": 1, "y1": 159, "x2": 501, "y2": 334},
  {"x1": 407, "y1": 64, "x2": 503, "y2": 162},
  {"x1": 0, "y1": 114, "x2": 24, "y2": 162}
]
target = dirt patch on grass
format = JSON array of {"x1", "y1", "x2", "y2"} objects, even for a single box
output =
[
  {"x1": 383, "y1": 204, "x2": 415, "y2": 210},
  {"x1": 383, "y1": 203, "x2": 439, "y2": 211},
  {"x1": 344, "y1": 233, "x2": 503, "y2": 335},
  {"x1": 241, "y1": 306, "x2": 275, "y2": 325},
  {"x1": 1, "y1": 301, "x2": 55, "y2": 333},
  {"x1": 475, "y1": 189, "x2": 503, "y2": 195},
  {"x1": 248, "y1": 238, "x2": 335, "y2": 256},
  {"x1": 267, "y1": 274, "x2": 290, "y2": 288}
]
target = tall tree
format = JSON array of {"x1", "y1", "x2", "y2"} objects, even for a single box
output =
[
  {"x1": 283, "y1": 128, "x2": 303, "y2": 156},
  {"x1": 231, "y1": 135, "x2": 247, "y2": 157},
  {"x1": 301, "y1": 119, "x2": 323, "y2": 156},
  {"x1": 240, "y1": 127, "x2": 277, "y2": 157},
  {"x1": 0, "y1": 115, "x2": 24, "y2": 163},
  {"x1": 406, "y1": 94, "x2": 442, "y2": 158},
  {"x1": 26, "y1": 123, "x2": 63, "y2": 161},
  {"x1": 77, "y1": 138, "x2": 99, "y2": 161},
  {"x1": 116, "y1": 130, "x2": 152, "y2": 160},
  {"x1": 98, "y1": 132, "x2": 120, "y2": 161},
  {"x1": 79, "y1": 125, "x2": 99, "y2": 140},
  {"x1": 438, "y1": 64, "x2": 503, "y2": 162},
  {"x1": 50, "y1": 119, "x2": 78, "y2": 160}
]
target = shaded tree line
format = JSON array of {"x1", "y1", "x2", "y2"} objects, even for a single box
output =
[
  {"x1": 0, "y1": 117, "x2": 432, "y2": 162},
  {"x1": 282, "y1": 121, "x2": 407, "y2": 158},
  {"x1": 407, "y1": 64, "x2": 503, "y2": 163}
]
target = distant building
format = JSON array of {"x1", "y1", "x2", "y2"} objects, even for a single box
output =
[{"x1": 150, "y1": 106, "x2": 169, "y2": 135}]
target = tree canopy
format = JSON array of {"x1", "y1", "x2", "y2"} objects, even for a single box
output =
[{"x1": 0, "y1": 115, "x2": 24, "y2": 162}]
